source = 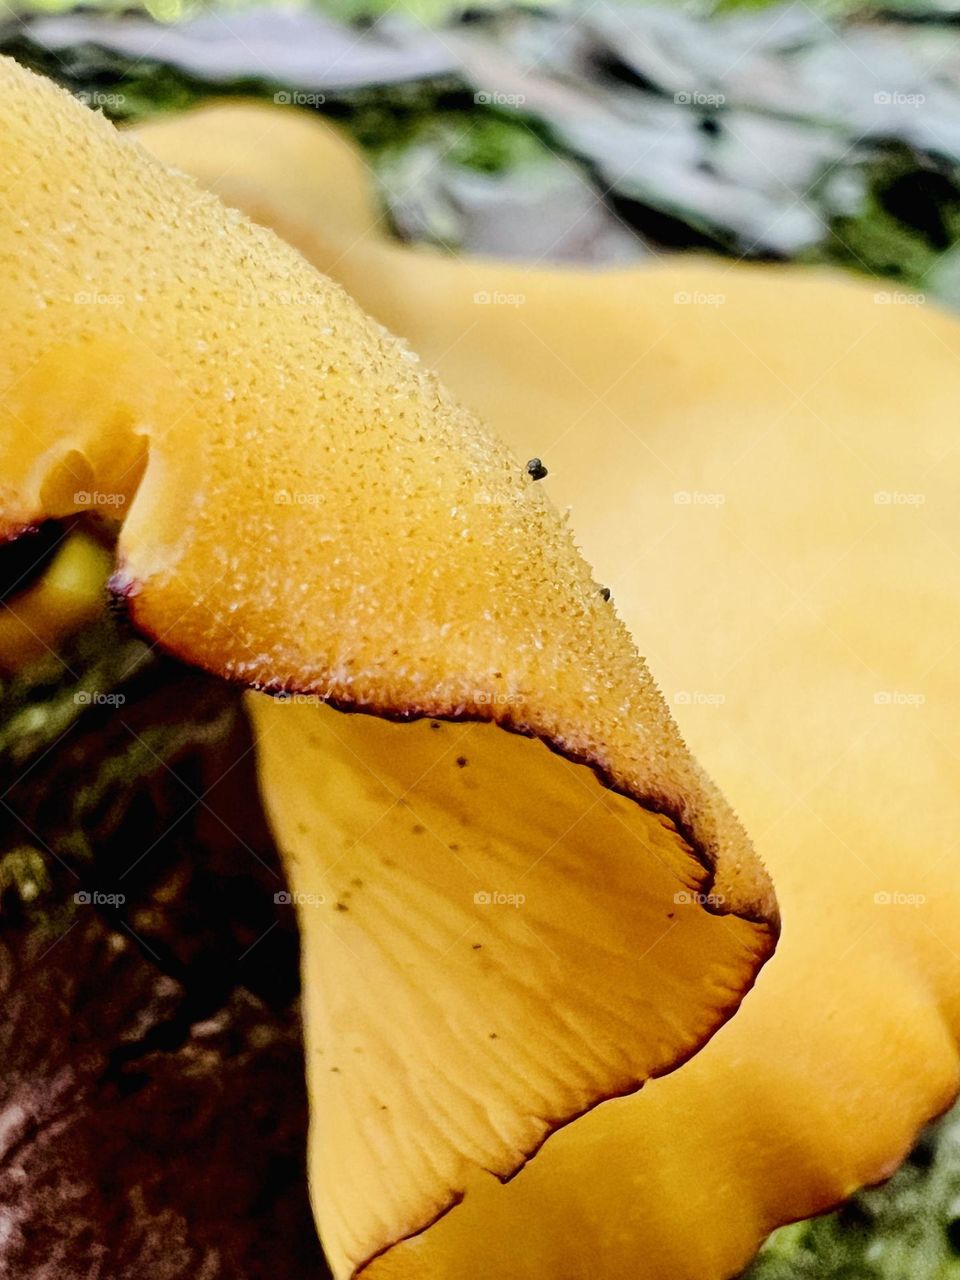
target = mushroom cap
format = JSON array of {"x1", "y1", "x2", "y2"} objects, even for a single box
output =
[
  {"x1": 0, "y1": 62, "x2": 776, "y2": 1280},
  {"x1": 138, "y1": 103, "x2": 960, "y2": 1279}
]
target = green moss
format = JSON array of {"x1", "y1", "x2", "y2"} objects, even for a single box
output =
[
  {"x1": 0, "y1": 846, "x2": 51, "y2": 909},
  {"x1": 805, "y1": 146, "x2": 960, "y2": 299}
]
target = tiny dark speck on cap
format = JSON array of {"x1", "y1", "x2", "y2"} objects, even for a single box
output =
[
  {"x1": 599, "y1": 586, "x2": 611, "y2": 601},
  {"x1": 526, "y1": 458, "x2": 548, "y2": 481}
]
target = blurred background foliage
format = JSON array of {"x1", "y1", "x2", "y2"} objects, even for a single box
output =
[
  {"x1": 3, "y1": 0, "x2": 960, "y2": 1276},
  {"x1": 7, "y1": 0, "x2": 960, "y2": 296},
  {"x1": 10, "y1": 0, "x2": 960, "y2": 21}
]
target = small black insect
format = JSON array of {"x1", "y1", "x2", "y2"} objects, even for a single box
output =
[
  {"x1": 526, "y1": 457, "x2": 548, "y2": 481},
  {"x1": 599, "y1": 586, "x2": 611, "y2": 601}
]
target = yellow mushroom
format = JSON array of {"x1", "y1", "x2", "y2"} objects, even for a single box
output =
[
  {"x1": 0, "y1": 61, "x2": 777, "y2": 1280},
  {"x1": 138, "y1": 103, "x2": 960, "y2": 1279},
  {"x1": 0, "y1": 528, "x2": 111, "y2": 673}
]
